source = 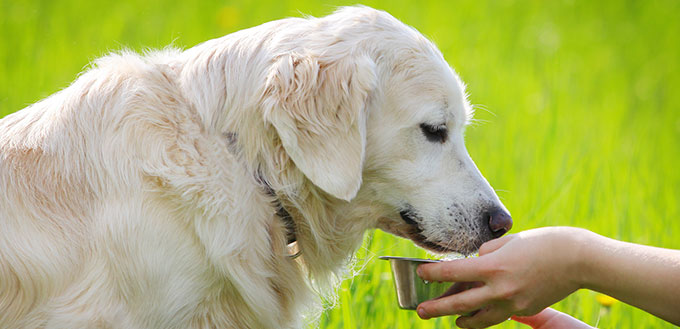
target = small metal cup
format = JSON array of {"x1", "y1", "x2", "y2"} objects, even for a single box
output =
[{"x1": 379, "y1": 256, "x2": 451, "y2": 310}]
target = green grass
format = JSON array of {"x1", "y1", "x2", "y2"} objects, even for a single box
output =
[{"x1": 2, "y1": 1, "x2": 679, "y2": 328}]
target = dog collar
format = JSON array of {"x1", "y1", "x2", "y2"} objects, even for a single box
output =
[
  {"x1": 225, "y1": 131, "x2": 300, "y2": 259},
  {"x1": 256, "y1": 172, "x2": 301, "y2": 258},
  {"x1": 272, "y1": 197, "x2": 297, "y2": 245}
]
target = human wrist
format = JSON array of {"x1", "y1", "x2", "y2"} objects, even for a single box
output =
[
  {"x1": 566, "y1": 227, "x2": 600, "y2": 290},
  {"x1": 571, "y1": 229, "x2": 606, "y2": 289}
]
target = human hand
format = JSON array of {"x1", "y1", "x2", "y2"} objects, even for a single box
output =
[
  {"x1": 416, "y1": 227, "x2": 593, "y2": 328},
  {"x1": 512, "y1": 308, "x2": 595, "y2": 329}
]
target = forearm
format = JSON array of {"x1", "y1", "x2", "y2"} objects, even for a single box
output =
[{"x1": 577, "y1": 231, "x2": 680, "y2": 325}]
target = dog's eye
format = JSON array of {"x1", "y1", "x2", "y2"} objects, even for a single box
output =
[{"x1": 420, "y1": 123, "x2": 448, "y2": 143}]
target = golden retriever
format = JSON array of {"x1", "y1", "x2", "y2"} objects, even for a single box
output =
[{"x1": 0, "y1": 6, "x2": 511, "y2": 328}]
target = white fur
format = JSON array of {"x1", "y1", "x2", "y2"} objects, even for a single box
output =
[{"x1": 0, "y1": 6, "x2": 508, "y2": 328}]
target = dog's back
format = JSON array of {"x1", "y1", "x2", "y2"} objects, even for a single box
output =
[{"x1": 0, "y1": 50, "x2": 206, "y2": 328}]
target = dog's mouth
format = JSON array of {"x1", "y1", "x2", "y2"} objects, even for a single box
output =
[{"x1": 396, "y1": 209, "x2": 462, "y2": 254}]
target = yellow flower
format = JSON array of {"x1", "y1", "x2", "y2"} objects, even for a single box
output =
[{"x1": 596, "y1": 293, "x2": 618, "y2": 307}]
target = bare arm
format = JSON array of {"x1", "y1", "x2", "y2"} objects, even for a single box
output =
[
  {"x1": 416, "y1": 227, "x2": 680, "y2": 328},
  {"x1": 578, "y1": 231, "x2": 680, "y2": 323}
]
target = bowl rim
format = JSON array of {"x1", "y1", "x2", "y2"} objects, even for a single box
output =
[{"x1": 378, "y1": 256, "x2": 441, "y2": 263}]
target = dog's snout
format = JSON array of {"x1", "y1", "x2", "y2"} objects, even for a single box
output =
[{"x1": 488, "y1": 208, "x2": 512, "y2": 238}]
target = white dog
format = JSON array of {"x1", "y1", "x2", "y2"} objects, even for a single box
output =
[{"x1": 0, "y1": 6, "x2": 511, "y2": 329}]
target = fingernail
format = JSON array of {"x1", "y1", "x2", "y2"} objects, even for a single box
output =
[
  {"x1": 416, "y1": 265, "x2": 423, "y2": 277},
  {"x1": 417, "y1": 307, "x2": 428, "y2": 319}
]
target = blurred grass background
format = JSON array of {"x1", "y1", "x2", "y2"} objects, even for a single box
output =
[{"x1": 1, "y1": 0, "x2": 679, "y2": 328}]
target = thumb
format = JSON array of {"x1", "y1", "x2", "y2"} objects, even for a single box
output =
[
  {"x1": 478, "y1": 234, "x2": 513, "y2": 256},
  {"x1": 512, "y1": 308, "x2": 594, "y2": 329}
]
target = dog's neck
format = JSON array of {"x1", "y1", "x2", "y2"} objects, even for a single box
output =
[
  {"x1": 255, "y1": 164, "x2": 374, "y2": 285},
  {"x1": 257, "y1": 174, "x2": 297, "y2": 246}
]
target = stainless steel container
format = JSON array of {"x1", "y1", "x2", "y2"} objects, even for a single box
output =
[{"x1": 379, "y1": 256, "x2": 451, "y2": 310}]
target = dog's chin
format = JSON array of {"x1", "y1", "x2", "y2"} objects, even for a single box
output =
[
  {"x1": 376, "y1": 215, "x2": 482, "y2": 256},
  {"x1": 407, "y1": 231, "x2": 482, "y2": 256},
  {"x1": 409, "y1": 234, "x2": 459, "y2": 254}
]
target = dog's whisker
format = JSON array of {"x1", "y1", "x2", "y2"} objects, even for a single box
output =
[{"x1": 472, "y1": 104, "x2": 497, "y2": 117}]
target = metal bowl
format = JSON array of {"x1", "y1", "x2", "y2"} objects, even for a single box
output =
[{"x1": 379, "y1": 256, "x2": 451, "y2": 310}]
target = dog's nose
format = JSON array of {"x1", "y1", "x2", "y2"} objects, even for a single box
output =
[{"x1": 488, "y1": 208, "x2": 512, "y2": 238}]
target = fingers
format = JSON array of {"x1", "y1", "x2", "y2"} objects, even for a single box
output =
[
  {"x1": 418, "y1": 235, "x2": 514, "y2": 282},
  {"x1": 417, "y1": 258, "x2": 486, "y2": 282},
  {"x1": 478, "y1": 234, "x2": 513, "y2": 256},
  {"x1": 437, "y1": 281, "x2": 484, "y2": 299},
  {"x1": 417, "y1": 285, "x2": 492, "y2": 319},
  {"x1": 455, "y1": 306, "x2": 510, "y2": 329},
  {"x1": 512, "y1": 308, "x2": 560, "y2": 328},
  {"x1": 511, "y1": 308, "x2": 595, "y2": 329},
  {"x1": 511, "y1": 308, "x2": 560, "y2": 327}
]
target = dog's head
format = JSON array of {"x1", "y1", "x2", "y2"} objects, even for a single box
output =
[
  {"x1": 365, "y1": 49, "x2": 512, "y2": 255},
  {"x1": 261, "y1": 7, "x2": 510, "y2": 255}
]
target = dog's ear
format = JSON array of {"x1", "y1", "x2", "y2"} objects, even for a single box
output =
[{"x1": 263, "y1": 53, "x2": 376, "y2": 201}]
